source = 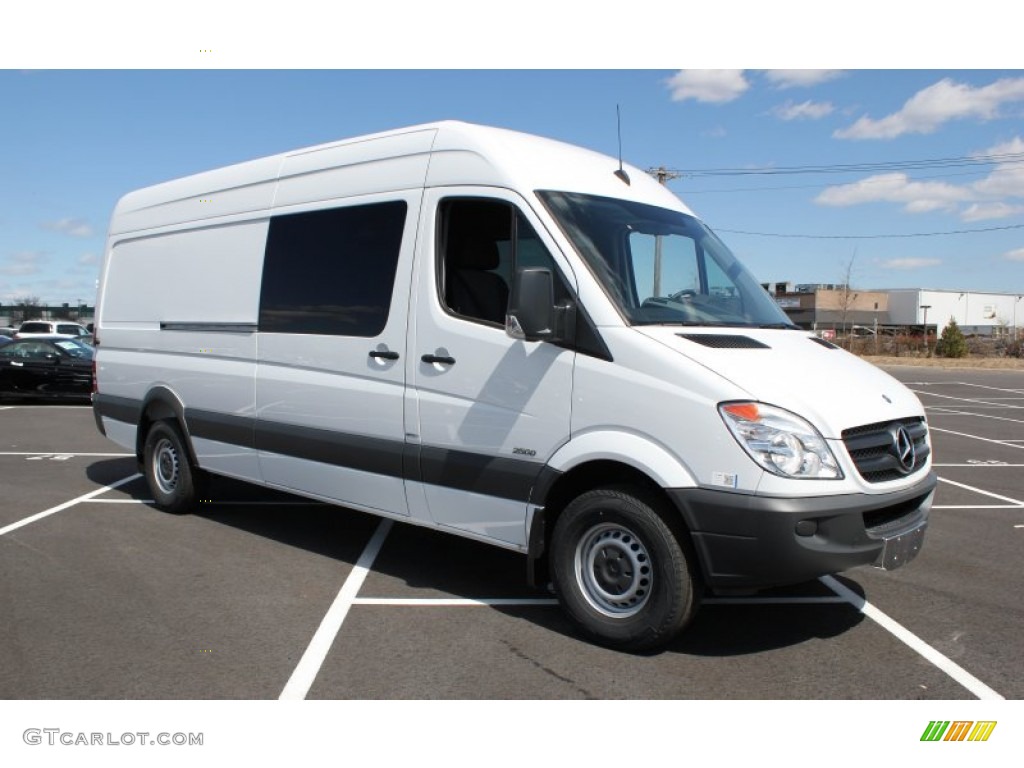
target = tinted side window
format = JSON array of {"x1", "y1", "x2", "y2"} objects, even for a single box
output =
[{"x1": 259, "y1": 201, "x2": 407, "y2": 336}]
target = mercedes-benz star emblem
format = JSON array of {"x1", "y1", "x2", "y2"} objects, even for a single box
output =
[{"x1": 893, "y1": 426, "x2": 916, "y2": 473}]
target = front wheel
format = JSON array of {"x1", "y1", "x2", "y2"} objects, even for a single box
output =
[
  {"x1": 550, "y1": 487, "x2": 698, "y2": 651},
  {"x1": 142, "y1": 420, "x2": 197, "y2": 514}
]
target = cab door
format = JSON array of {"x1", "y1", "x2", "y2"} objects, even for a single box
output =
[{"x1": 405, "y1": 190, "x2": 576, "y2": 548}]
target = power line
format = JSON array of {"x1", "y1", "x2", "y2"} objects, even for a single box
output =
[
  {"x1": 681, "y1": 164, "x2": 1024, "y2": 195},
  {"x1": 715, "y1": 222, "x2": 1024, "y2": 240},
  {"x1": 657, "y1": 150, "x2": 1024, "y2": 179}
]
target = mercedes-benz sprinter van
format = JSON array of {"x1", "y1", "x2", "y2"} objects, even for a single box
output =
[{"x1": 93, "y1": 121, "x2": 935, "y2": 650}]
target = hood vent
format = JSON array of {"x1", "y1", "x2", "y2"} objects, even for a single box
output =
[
  {"x1": 678, "y1": 334, "x2": 769, "y2": 349},
  {"x1": 809, "y1": 337, "x2": 840, "y2": 350}
]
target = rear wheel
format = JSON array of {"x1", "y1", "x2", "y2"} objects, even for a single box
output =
[
  {"x1": 550, "y1": 487, "x2": 698, "y2": 651},
  {"x1": 143, "y1": 420, "x2": 197, "y2": 514}
]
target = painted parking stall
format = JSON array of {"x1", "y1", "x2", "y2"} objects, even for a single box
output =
[{"x1": 1, "y1": 369, "x2": 1021, "y2": 698}]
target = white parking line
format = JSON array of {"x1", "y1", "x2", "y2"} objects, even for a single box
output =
[
  {"x1": 0, "y1": 474, "x2": 141, "y2": 538},
  {"x1": 933, "y1": 463, "x2": 1024, "y2": 467},
  {"x1": 820, "y1": 575, "x2": 1004, "y2": 700},
  {"x1": 927, "y1": 405, "x2": 1023, "y2": 410},
  {"x1": 937, "y1": 476, "x2": 1024, "y2": 506},
  {"x1": 703, "y1": 596, "x2": 848, "y2": 605},
  {"x1": 926, "y1": 408, "x2": 1024, "y2": 426},
  {"x1": 275, "y1": 517, "x2": 1008, "y2": 701},
  {"x1": 933, "y1": 505, "x2": 1024, "y2": 509},
  {"x1": 279, "y1": 518, "x2": 393, "y2": 701},
  {"x1": 351, "y1": 596, "x2": 853, "y2": 607},
  {"x1": 0, "y1": 405, "x2": 92, "y2": 409},
  {"x1": 911, "y1": 389, "x2": 1024, "y2": 410},
  {"x1": 0, "y1": 451, "x2": 133, "y2": 457},
  {"x1": 80, "y1": 499, "x2": 155, "y2": 504},
  {"x1": 78, "y1": 499, "x2": 327, "y2": 506},
  {"x1": 354, "y1": 597, "x2": 560, "y2": 606},
  {"x1": 929, "y1": 426, "x2": 1024, "y2": 450},
  {"x1": 954, "y1": 382, "x2": 1024, "y2": 395},
  {"x1": 910, "y1": 381, "x2": 1024, "y2": 396}
]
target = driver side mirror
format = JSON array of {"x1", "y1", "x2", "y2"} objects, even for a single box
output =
[
  {"x1": 506, "y1": 268, "x2": 577, "y2": 345},
  {"x1": 506, "y1": 268, "x2": 555, "y2": 341}
]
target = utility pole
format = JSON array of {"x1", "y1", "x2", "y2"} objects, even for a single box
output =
[
  {"x1": 645, "y1": 167, "x2": 683, "y2": 296},
  {"x1": 920, "y1": 304, "x2": 932, "y2": 356},
  {"x1": 647, "y1": 167, "x2": 682, "y2": 186}
]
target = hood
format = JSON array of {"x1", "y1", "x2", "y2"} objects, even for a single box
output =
[{"x1": 634, "y1": 327, "x2": 925, "y2": 439}]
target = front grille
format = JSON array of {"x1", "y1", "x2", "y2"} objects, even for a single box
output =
[
  {"x1": 842, "y1": 417, "x2": 930, "y2": 483},
  {"x1": 862, "y1": 493, "x2": 929, "y2": 535}
]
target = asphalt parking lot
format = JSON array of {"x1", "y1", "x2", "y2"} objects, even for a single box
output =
[{"x1": 1, "y1": 365, "x2": 1021, "y2": 700}]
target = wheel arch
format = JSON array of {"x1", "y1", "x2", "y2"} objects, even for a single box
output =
[
  {"x1": 135, "y1": 385, "x2": 197, "y2": 466},
  {"x1": 527, "y1": 434, "x2": 699, "y2": 588}
]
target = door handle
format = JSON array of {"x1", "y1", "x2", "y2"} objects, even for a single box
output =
[
  {"x1": 421, "y1": 354, "x2": 456, "y2": 365},
  {"x1": 369, "y1": 349, "x2": 400, "y2": 360}
]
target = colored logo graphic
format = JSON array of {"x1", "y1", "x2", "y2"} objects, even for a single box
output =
[{"x1": 921, "y1": 721, "x2": 997, "y2": 742}]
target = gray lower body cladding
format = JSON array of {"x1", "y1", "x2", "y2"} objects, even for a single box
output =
[{"x1": 669, "y1": 472, "x2": 936, "y2": 591}]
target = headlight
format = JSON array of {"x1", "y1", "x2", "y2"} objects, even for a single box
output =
[{"x1": 719, "y1": 402, "x2": 842, "y2": 480}]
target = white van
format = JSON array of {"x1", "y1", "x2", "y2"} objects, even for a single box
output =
[{"x1": 93, "y1": 121, "x2": 935, "y2": 650}]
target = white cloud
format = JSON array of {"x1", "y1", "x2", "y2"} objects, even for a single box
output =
[
  {"x1": 667, "y1": 70, "x2": 749, "y2": 103},
  {"x1": 1004, "y1": 248, "x2": 1024, "y2": 262},
  {"x1": 981, "y1": 136, "x2": 1024, "y2": 157},
  {"x1": 835, "y1": 77, "x2": 1024, "y2": 140},
  {"x1": 970, "y1": 166, "x2": 1024, "y2": 200},
  {"x1": 42, "y1": 217, "x2": 94, "y2": 238},
  {"x1": 881, "y1": 258, "x2": 942, "y2": 270},
  {"x1": 0, "y1": 275, "x2": 97, "y2": 305},
  {"x1": 77, "y1": 253, "x2": 99, "y2": 266},
  {"x1": 764, "y1": 70, "x2": 843, "y2": 89},
  {"x1": 771, "y1": 99, "x2": 834, "y2": 121},
  {"x1": 816, "y1": 134, "x2": 1024, "y2": 220},
  {"x1": 961, "y1": 202, "x2": 1024, "y2": 221},
  {"x1": 0, "y1": 251, "x2": 46, "y2": 276},
  {"x1": 815, "y1": 173, "x2": 972, "y2": 213}
]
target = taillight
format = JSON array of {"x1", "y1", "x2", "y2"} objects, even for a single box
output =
[{"x1": 92, "y1": 329, "x2": 99, "y2": 395}]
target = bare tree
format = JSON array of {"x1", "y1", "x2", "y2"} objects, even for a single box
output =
[
  {"x1": 837, "y1": 251, "x2": 858, "y2": 349},
  {"x1": 13, "y1": 296, "x2": 43, "y2": 325}
]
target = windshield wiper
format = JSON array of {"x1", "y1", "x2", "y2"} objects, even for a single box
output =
[
  {"x1": 633, "y1": 320, "x2": 729, "y2": 327},
  {"x1": 756, "y1": 322, "x2": 801, "y2": 329}
]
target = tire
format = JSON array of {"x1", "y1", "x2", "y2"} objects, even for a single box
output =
[
  {"x1": 142, "y1": 420, "x2": 197, "y2": 514},
  {"x1": 550, "y1": 487, "x2": 698, "y2": 651}
]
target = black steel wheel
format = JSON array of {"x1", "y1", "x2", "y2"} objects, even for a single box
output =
[
  {"x1": 142, "y1": 420, "x2": 197, "y2": 514},
  {"x1": 550, "y1": 487, "x2": 698, "y2": 651}
]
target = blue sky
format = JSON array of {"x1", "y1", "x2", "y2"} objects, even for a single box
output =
[{"x1": 2, "y1": 67, "x2": 1024, "y2": 307}]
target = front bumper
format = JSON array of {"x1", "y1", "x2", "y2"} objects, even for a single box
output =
[{"x1": 668, "y1": 471, "x2": 935, "y2": 591}]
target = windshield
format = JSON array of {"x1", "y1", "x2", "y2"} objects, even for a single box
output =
[
  {"x1": 54, "y1": 339, "x2": 94, "y2": 359},
  {"x1": 537, "y1": 191, "x2": 795, "y2": 328}
]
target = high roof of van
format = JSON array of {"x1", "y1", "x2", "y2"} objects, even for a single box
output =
[{"x1": 107, "y1": 121, "x2": 694, "y2": 236}]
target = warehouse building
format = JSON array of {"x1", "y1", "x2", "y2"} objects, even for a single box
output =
[{"x1": 765, "y1": 284, "x2": 1023, "y2": 337}]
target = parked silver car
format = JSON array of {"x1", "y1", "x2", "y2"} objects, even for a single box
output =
[{"x1": 15, "y1": 320, "x2": 92, "y2": 341}]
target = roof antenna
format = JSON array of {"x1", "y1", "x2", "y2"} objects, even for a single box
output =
[{"x1": 614, "y1": 105, "x2": 631, "y2": 186}]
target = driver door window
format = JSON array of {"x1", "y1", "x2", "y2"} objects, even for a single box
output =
[{"x1": 439, "y1": 198, "x2": 570, "y2": 326}]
